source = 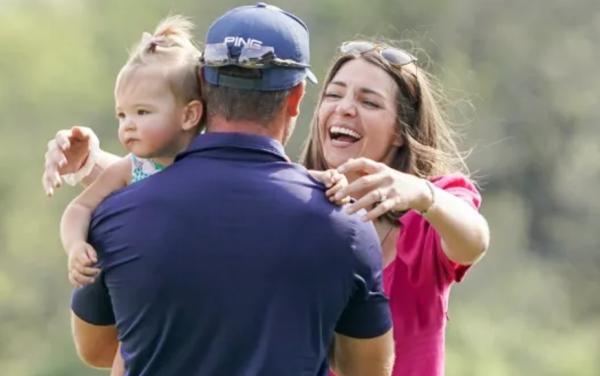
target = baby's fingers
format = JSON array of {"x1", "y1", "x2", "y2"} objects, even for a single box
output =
[
  {"x1": 84, "y1": 245, "x2": 98, "y2": 264},
  {"x1": 79, "y1": 265, "x2": 101, "y2": 277},
  {"x1": 69, "y1": 270, "x2": 96, "y2": 287}
]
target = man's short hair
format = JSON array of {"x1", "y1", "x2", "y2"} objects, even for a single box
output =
[{"x1": 203, "y1": 70, "x2": 291, "y2": 124}]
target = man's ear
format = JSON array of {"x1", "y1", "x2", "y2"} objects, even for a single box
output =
[
  {"x1": 286, "y1": 81, "x2": 306, "y2": 117},
  {"x1": 182, "y1": 100, "x2": 204, "y2": 131}
]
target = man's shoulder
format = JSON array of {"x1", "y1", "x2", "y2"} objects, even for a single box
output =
[{"x1": 91, "y1": 179, "x2": 154, "y2": 220}]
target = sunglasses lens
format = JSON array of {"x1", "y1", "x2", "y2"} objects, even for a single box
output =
[
  {"x1": 238, "y1": 46, "x2": 275, "y2": 67},
  {"x1": 203, "y1": 43, "x2": 306, "y2": 69},
  {"x1": 381, "y1": 48, "x2": 416, "y2": 66},
  {"x1": 340, "y1": 41, "x2": 375, "y2": 55},
  {"x1": 203, "y1": 43, "x2": 230, "y2": 65},
  {"x1": 341, "y1": 41, "x2": 416, "y2": 67}
]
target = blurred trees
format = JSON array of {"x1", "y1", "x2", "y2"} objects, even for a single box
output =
[{"x1": 1, "y1": 0, "x2": 598, "y2": 374}]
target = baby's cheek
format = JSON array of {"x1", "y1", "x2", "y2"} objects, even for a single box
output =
[{"x1": 142, "y1": 125, "x2": 172, "y2": 143}]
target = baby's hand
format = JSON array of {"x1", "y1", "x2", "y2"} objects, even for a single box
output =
[
  {"x1": 67, "y1": 241, "x2": 101, "y2": 287},
  {"x1": 309, "y1": 169, "x2": 351, "y2": 205}
]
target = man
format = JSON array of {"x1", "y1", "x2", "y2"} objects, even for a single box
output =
[{"x1": 68, "y1": 3, "x2": 393, "y2": 375}]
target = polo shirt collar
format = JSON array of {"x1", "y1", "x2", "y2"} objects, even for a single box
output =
[{"x1": 176, "y1": 132, "x2": 289, "y2": 162}]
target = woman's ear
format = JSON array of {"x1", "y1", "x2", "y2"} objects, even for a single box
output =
[
  {"x1": 393, "y1": 133, "x2": 404, "y2": 147},
  {"x1": 182, "y1": 100, "x2": 204, "y2": 131}
]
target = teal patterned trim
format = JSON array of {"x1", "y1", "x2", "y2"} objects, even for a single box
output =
[{"x1": 130, "y1": 154, "x2": 165, "y2": 184}]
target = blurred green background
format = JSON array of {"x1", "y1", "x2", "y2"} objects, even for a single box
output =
[{"x1": 1, "y1": 0, "x2": 599, "y2": 374}]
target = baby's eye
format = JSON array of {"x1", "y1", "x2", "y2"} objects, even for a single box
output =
[
  {"x1": 116, "y1": 112, "x2": 125, "y2": 119},
  {"x1": 137, "y1": 109, "x2": 150, "y2": 116}
]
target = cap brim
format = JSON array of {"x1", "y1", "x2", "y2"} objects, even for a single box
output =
[{"x1": 306, "y1": 69, "x2": 318, "y2": 84}]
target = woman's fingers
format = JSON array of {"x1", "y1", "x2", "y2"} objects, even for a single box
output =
[
  {"x1": 325, "y1": 170, "x2": 347, "y2": 197},
  {"x1": 334, "y1": 171, "x2": 389, "y2": 201},
  {"x1": 337, "y1": 157, "x2": 385, "y2": 175},
  {"x1": 345, "y1": 188, "x2": 386, "y2": 215},
  {"x1": 326, "y1": 181, "x2": 344, "y2": 198},
  {"x1": 362, "y1": 197, "x2": 402, "y2": 222}
]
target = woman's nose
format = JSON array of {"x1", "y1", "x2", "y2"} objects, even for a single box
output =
[{"x1": 335, "y1": 97, "x2": 357, "y2": 117}]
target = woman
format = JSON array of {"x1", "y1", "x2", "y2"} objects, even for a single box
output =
[
  {"x1": 302, "y1": 41, "x2": 489, "y2": 375},
  {"x1": 43, "y1": 40, "x2": 489, "y2": 376}
]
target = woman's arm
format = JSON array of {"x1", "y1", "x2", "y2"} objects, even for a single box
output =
[
  {"x1": 336, "y1": 158, "x2": 490, "y2": 265},
  {"x1": 307, "y1": 169, "x2": 349, "y2": 205},
  {"x1": 417, "y1": 183, "x2": 489, "y2": 265}
]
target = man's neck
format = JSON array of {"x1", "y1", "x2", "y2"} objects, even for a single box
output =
[{"x1": 207, "y1": 116, "x2": 286, "y2": 144}]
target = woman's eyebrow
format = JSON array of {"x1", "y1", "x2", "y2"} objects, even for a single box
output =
[
  {"x1": 329, "y1": 81, "x2": 347, "y2": 88},
  {"x1": 329, "y1": 81, "x2": 385, "y2": 98},
  {"x1": 359, "y1": 87, "x2": 385, "y2": 98}
]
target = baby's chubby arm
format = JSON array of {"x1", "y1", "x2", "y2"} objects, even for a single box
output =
[{"x1": 61, "y1": 157, "x2": 131, "y2": 286}]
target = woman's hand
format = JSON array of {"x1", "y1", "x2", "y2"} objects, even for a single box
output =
[
  {"x1": 42, "y1": 126, "x2": 98, "y2": 196},
  {"x1": 334, "y1": 158, "x2": 432, "y2": 221},
  {"x1": 308, "y1": 169, "x2": 351, "y2": 205}
]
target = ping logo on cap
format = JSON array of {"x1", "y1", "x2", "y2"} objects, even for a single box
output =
[{"x1": 223, "y1": 36, "x2": 263, "y2": 49}]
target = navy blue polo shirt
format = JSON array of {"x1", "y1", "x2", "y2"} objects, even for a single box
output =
[{"x1": 72, "y1": 133, "x2": 391, "y2": 376}]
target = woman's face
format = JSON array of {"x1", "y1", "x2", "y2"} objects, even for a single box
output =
[{"x1": 318, "y1": 58, "x2": 401, "y2": 169}]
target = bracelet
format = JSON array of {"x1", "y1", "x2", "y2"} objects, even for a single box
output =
[
  {"x1": 419, "y1": 180, "x2": 436, "y2": 216},
  {"x1": 61, "y1": 132, "x2": 101, "y2": 186}
]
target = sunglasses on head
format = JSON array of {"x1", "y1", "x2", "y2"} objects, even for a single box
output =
[
  {"x1": 340, "y1": 41, "x2": 417, "y2": 67},
  {"x1": 201, "y1": 43, "x2": 310, "y2": 69}
]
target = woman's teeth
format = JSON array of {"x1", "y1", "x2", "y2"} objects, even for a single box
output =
[{"x1": 329, "y1": 126, "x2": 361, "y2": 141}]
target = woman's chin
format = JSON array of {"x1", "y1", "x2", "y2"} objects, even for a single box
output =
[
  {"x1": 325, "y1": 151, "x2": 355, "y2": 169},
  {"x1": 324, "y1": 141, "x2": 362, "y2": 168}
]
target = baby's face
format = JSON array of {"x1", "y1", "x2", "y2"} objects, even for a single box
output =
[{"x1": 115, "y1": 66, "x2": 186, "y2": 159}]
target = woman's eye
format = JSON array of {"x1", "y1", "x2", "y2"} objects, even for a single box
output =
[
  {"x1": 324, "y1": 92, "x2": 342, "y2": 99},
  {"x1": 363, "y1": 100, "x2": 380, "y2": 108}
]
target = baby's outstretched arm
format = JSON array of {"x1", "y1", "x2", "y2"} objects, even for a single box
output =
[
  {"x1": 43, "y1": 126, "x2": 122, "y2": 196},
  {"x1": 61, "y1": 157, "x2": 131, "y2": 287},
  {"x1": 308, "y1": 169, "x2": 350, "y2": 205}
]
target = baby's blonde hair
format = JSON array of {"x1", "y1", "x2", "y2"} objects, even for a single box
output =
[{"x1": 116, "y1": 15, "x2": 202, "y2": 104}]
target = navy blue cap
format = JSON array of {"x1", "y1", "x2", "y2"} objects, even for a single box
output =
[{"x1": 203, "y1": 3, "x2": 317, "y2": 91}]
